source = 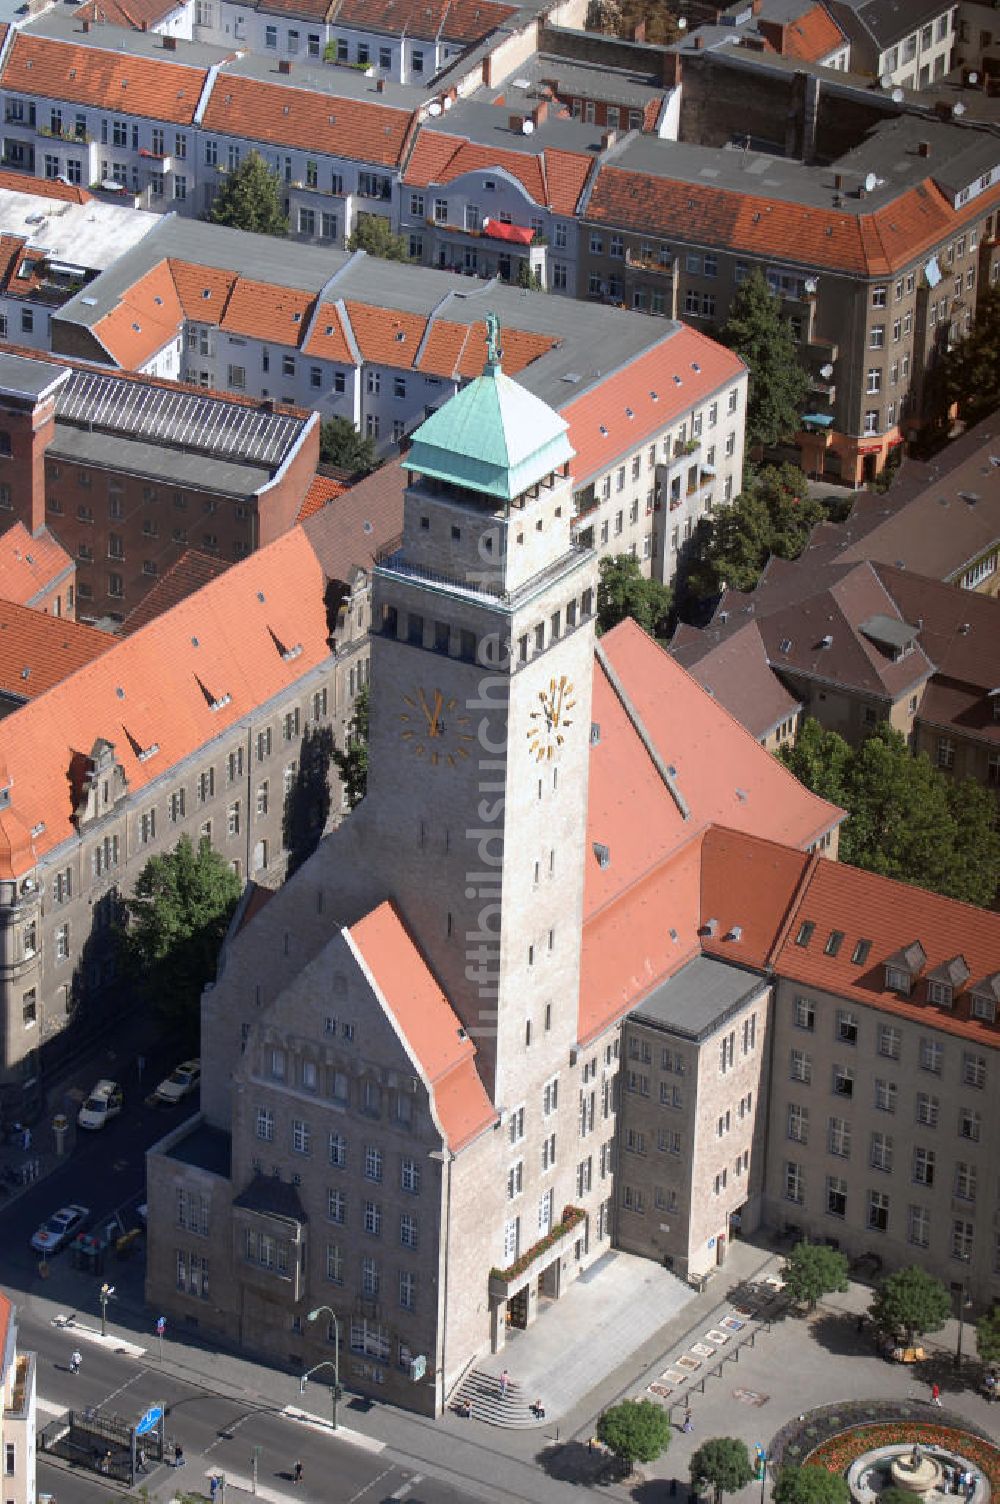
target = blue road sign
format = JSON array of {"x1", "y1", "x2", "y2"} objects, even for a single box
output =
[{"x1": 136, "y1": 1405, "x2": 163, "y2": 1437}]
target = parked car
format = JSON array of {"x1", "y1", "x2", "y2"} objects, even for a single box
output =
[
  {"x1": 77, "y1": 1080, "x2": 124, "y2": 1130},
  {"x1": 153, "y1": 1059, "x2": 201, "y2": 1104},
  {"x1": 30, "y1": 1203, "x2": 90, "y2": 1254}
]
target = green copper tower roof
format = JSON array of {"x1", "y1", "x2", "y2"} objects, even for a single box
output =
[{"x1": 406, "y1": 315, "x2": 574, "y2": 504}]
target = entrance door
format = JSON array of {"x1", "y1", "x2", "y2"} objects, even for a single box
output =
[
  {"x1": 716, "y1": 1233, "x2": 727, "y2": 1267},
  {"x1": 506, "y1": 1287, "x2": 528, "y2": 1329},
  {"x1": 862, "y1": 453, "x2": 878, "y2": 483}
]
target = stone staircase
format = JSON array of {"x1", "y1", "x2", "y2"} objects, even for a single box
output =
[{"x1": 449, "y1": 1368, "x2": 541, "y2": 1428}]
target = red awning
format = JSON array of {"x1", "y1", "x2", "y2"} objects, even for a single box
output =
[{"x1": 483, "y1": 219, "x2": 533, "y2": 245}]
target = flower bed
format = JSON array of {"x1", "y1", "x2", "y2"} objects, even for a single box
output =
[
  {"x1": 489, "y1": 1205, "x2": 584, "y2": 1283},
  {"x1": 805, "y1": 1424, "x2": 1000, "y2": 1490}
]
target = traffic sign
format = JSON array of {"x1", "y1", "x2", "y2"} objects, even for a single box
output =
[
  {"x1": 156, "y1": 1317, "x2": 166, "y2": 1335},
  {"x1": 136, "y1": 1405, "x2": 163, "y2": 1437},
  {"x1": 409, "y1": 1355, "x2": 427, "y2": 1382}
]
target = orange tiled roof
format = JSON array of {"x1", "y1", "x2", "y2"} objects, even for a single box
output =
[
  {"x1": 121, "y1": 549, "x2": 230, "y2": 635},
  {"x1": 699, "y1": 826, "x2": 814, "y2": 972},
  {"x1": 297, "y1": 472, "x2": 347, "y2": 522},
  {"x1": 403, "y1": 131, "x2": 592, "y2": 215},
  {"x1": 561, "y1": 324, "x2": 746, "y2": 481},
  {"x1": 0, "y1": 169, "x2": 92, "y2": 203},
  {"x1": 333, "y1": 0, "x2": 514, "y2": 43},
  {"x1": 167, "y1": 259, "x2": 239, "y2": 319},
  {"x1": 0, "y1": 599, "x2": 110, "y2": 700},
  {"x1": 200, "y1": 73, "x2": 415, "y2": 166},
  {"x1": 760, "y1": 3, "x2": 845, "y2": 60},
  {"x1": 91, "y1": 258, "x2": 184, "y2": 367},
  {"x1": 220, "y1": 278, "x2": 316, "y2": 344},
  {"x1": 0, "y1": 32, "x2": 209, "y2": 125},
  {"x1": 0, "y1": 528, "x2": 332, "y2": 869},
  {"x1": 586, "y1": 167, "x2": 1000, "y2": 278},
  {"x1": 77, "y1": 0, "x2": 189, "y2": 28},
  {"x1": 775, "y1": 856, "x2": 1000, "y2": 1045},
  {"x1": 301, "y1": 301, "x2": 355, "y2": 363},
  {"x1": 0, "y1": 236, "x2": 24, "y2": 291},
  {"x1": 349, "y1": 901, "x2": 496, "y2": 1150},
  {"x1": 0, "y1": 523, "x2": 73, "y2": 607}
]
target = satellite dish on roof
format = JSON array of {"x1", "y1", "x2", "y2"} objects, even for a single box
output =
[
  {"x1": 427, "y1": 101, "x2": 442, "y2": 115},
  {"x1": 820, "y1": 362, "x2": 834, "y2": 379},
  {"x1": 969, "y1": 71, "x2": 979, "y2": 84},
  {"x1": 864, "y1": 171, "x2": 877, "y2": 193},
  {"x1": 879, "y1": 72, "x2": 892, "y2": 89},
  {"x1": 522, "y1": 118, "x2": 534, "y2": 134},
  {"x1": 443, "y1": 94, "x2": 453, "y2": 109},
  {"x1": 677, "y1": 15, "x2": 687, "y2": 28},
  {"x1": 953, "y1": 100, "x2": 965, "y2": 115},
  {"x1": 804, "y1": 276, "x2": 818, "y2": 294}
]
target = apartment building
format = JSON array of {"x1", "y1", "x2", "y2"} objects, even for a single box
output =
[
  {"x1": 826, "y1": 0, "x2": 957, "y2": 88},
  {"x1": 0, "y1": 1295, "x2": 36, "y2": 1504},
  {"x1": 144, "y1": 348, "x2": 837, "y2": 1416},
  {"x1": 0, "y1": 461, "x2": 399, "y2": 1122}
]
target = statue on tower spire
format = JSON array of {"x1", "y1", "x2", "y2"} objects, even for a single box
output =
[{"x1": 485, "y1": 311, "x2": 502, "y2": 371}]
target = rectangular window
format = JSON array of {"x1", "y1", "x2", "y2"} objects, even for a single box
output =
[
  {"x1": 878, "y1": 1024, "x2": 901, "y2": 1059},
  {"x1": 919, "y1": 1039, "x2": 943, "y2": 1075},
  {"x1": 867, "y1": 1189, "x2": 889, "y2": 1232},
  {"x1": 874, "y1": 1078, "x2": 897, "y2": 1113},
  {"x1": 962, "y1": 1051, "x2": 986, "y2": 1089},
  {"x1": 826, "y1": 1175, "x2": 847, "y2": 1218},
  {"x1": 907, "y1": 1204, "x2": 929, "y2": 1248}
]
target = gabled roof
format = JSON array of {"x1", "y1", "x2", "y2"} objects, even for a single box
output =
[
  {"x1": 0, "y1": 523, "x2": 73, "y2": 608},
  {"x1": 77, "y1": 0, "x2": 187, "y2": 28},
  {"x1": 585, "y1": 166, "x2": 1000, "y2": 279},
  {"x1": 0, "y1": 527, "x2": 332, "y2": 870},
  {"x1": 349, "y1": 901, "x2": 495, "y2": 1151},
  {"x1": 0, "y1": 32, "x2": 209, "y2": 124},
  {"x1": 758, "y1": 3, "x2": 846, "y2": 60},
  {"x1": 0, "y1": 601, "x2": 110, "y2": 700},
  {"x1": 402, "y1": 131, "x2": 593, "y2": 216},
  {"x1": 200, "y1": 72, "x2": 416, "y2": 166},
  {"x1": 301, "y1": 457, "x2": 405, "y2": 579},
  {"x1": 297, "y1": 472, "x2": 347, "y2": 523},
  {"x1": 121, "y1": 550, "x2": 231, "y2": 635},
  {"x1": 671, "y1": 619, "x2": 801, "y2": 742},
  {"x1": 331, "y1": 0, "x2": 515, "y2": 43},
  {"x1": 0, "y1": 169, "x2": 92, "y2": 204}
]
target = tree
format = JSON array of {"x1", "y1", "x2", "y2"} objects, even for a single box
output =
[
  {"x1": 319, "y1": 417, "x2": 378, "y2": 475},
  {"x1": 596, "y1": 1399, "x2": 671, "y2": 1474},
  {"x1": 940, "y1": 284, "x2": 1000, "y2": 428},
  {"x1": 347, "y1": 212, "x2": 411, "y2": 262},
  {"x1": 516, "y1": 260, "x2": 542, "y2": 291},
  {"x1": 975, "y1": 1305, "x2": 1000, "y2": 1367},
  {"x1": 207, "y1": 149, "x2": 288, "y2": 236},
  {"x1": 774, "y1": 1467, "x2": 850, "y2": 1504},
  {"x1": 334, "y1": 684, "x2": 369, "y2": 810},
  {"x1": 597, "y1": 553, "x2": 673, "y2": 637},
  {"x1": 721, "y1": 269, "x2": 810, "y2": 451},
  {"x1": 869, "y1": 1265, "x2": 951, "y2": 1347},
  {"x1": 685, "y1": 465, "x2": 824, "y2": 598},
  {"x1": 123, "y1": 835, "x2": 242, "y2": 1039},
  {"x1": 779, "y1": 721, "x2": 1000, "y2": 908},
  {"x1": 690, "y1": 1438, "x2": 755, "y2": 1504},
  {"x1": 781, "y1": 1241, "x2": 849, "y2": 1311}
]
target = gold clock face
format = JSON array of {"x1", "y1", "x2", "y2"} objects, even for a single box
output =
[
  {"x1": 399, "y1": 688, "x2": 475, "y2": 767},
  {"x1": 527, "y1": 675, "x2": 575, "y2": 762}
]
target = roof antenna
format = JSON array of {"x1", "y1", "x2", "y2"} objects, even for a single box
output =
[{"x1": 485, "y1": 309, "x2": 502, "y2": 371}]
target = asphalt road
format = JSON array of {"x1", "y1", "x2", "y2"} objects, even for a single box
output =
[{"x1": 2, "y1": 1095, "x2": 509, "y2": 1504}]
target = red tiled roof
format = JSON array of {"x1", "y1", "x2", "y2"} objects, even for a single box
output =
[
  {"x1": 91, "y1": 259, "x2": 184, "y2": 367},
  {"x1": 0, "y1": 523, "x2": 73, "y2": 607},
  {"x1": 0, "y1": 528, "x2": 332, "y2": 869},
  {"x1": 0, "y1": 32, "x2": 208, "y2": 125},
  {"x1": 403, "y1": 131, "x2": 592, "y2": 215},
  {"x1": 349, "y1": 901, "x2": 496, "y2": 1150},
  {"x1": 775, "y1": 856, "x2": 1000, "y2": 1045},
  {"x1": 332, "y1": 0, "x2": 513, "y2": 43},
  {"x1": 0, "y1": 169, "x2": 92, "y2": 203},
  {"x1": 77, "y1": 0, "x2": 188, "y2": 29},
  {"x1": 586, "y1": 167, "x2": 1000, "y2": 278},
  {"x1": 121, "y1": 550, "x2": 230, "y2": 635},
  {"x1": 699, "y1": 826, "x2": 813, "y2": 971},
  {"x1": 759, "y1": 3, "x2": 845, "y2": 60},
  {"x1": 0, "y1": 599, "x2": 110, "y2": 700},
  {"x1": 301, "y1": 301, "x2": 354, "y2": 363},
  {"x1": 297, "y1": 472, "x2": 347, "y2": 523},
  {"x1": 560, "y1": 324, "x2": 746, "y2": 483},
  {"x1": 220, "y1": 279, "x2": 315, "y2": 344},
  {"x1": 302, "y1": 456, "x2": 406, "y2": 576},
  {"x1": 200, "y1": 73, "x2": 415, "y2": 166}
]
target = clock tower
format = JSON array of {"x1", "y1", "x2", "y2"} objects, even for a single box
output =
[{"x1": 366, "y1": 316, "x2": 597, "y2": 1107}]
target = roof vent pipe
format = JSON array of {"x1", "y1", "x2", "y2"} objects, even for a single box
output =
[{"x1": 918, "y1": 140, "x2": 931, "y2": 157}]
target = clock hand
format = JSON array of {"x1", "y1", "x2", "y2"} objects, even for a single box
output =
[{"x1": 429, "y1": 689, "x2": 444, "y2": 738}]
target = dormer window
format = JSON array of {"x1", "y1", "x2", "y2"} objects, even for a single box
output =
[
  {"x1": 885, "y1": 966, "x2": 910, "y2": 995},
  {"x1": 970, "y1": 994, "x2": 996, "y2": 1023},
  {"x1": 851, "y1": 939, "x2": 872, "y2": 966},
  {"x1": 824, "y1": 930, "x2": 845, "y2": 957},
  {"x1": 927, "y1": 980, "x2": 952, "y2": 1008},
  {"x1": 795, "y1": 921, "x2": 815, "y2": 947}
]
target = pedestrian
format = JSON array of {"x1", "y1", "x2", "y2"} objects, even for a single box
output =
[
  {"x1": 137, "y1": 1447, "x2": 147, "y2": 1473},
  {"x1": 984, "y1": 1370, "x2": 997, "y2": 1403},
  {"x1": 69, "y1": 1350, "x2": 82, "y2": 1375},
  {"x1": 499, "y1": 1368, "x2": 510, "y2": 1399},
  {"x1": 532, "y1": 1397, "x2": 546, "y2": 1419},
  {"x1": 293, "y1": 1461, "x2": 303, "y2": 1485},
  {"x1": 930, "y1": 1381, "x2": 942, "y2": 1406},
  {"x1": 174, "y1": 1443, "x2": 185, "y2": 1468},
  {"x1": 966, "y1": 1473, "x2": 976, "y2": 1501},
  {"x1": 683, "y1": 1407, "x2": 693, "y2": 1434}
]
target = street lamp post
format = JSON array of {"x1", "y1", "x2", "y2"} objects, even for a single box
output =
[
  {"x1": 304, "y1": 1306, "x2": 341, "y2": 1431},
  {"x1": 953, "y1": 1279, "x2": 972, "y2": 1371},
  {"x1": 99, "y1": 1282, "x2": 115, "y2": 1337}
]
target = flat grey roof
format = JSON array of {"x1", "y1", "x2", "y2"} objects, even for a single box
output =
[
  {"x1": 630, "y1": 953, "x2": 768, "y2": 1040},
  {"x1": 222, "y1": 50, "x2": 430, "y2": 107},
  {"x1": 859, "y1": 612, "x2": 917, "y2": 649},
  {"x1": 166, "y1": 1123, "x2": 232, "y2": 1177},
  {"x1": 423, "y1": 92, "x2": 609, "y2": 157},
  {"x1": 24, "y1": 5, "x2": 235, "y2": 69},
  {"x1": 511, "y1": 52, "x2": 665, "y2": 109},
  {"x1": 0, "y1": 351, "x2": 71, "y2": 401},
  {"x1": 48, "y1": 425, "x2": 277, "y2": 494}
]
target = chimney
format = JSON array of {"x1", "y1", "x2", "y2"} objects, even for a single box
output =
[
  {"x1": 532, "y1": 99, "x2": 548, "y2": 126},
  {"x1": 482, "y1": 53, "x2": 492, "y2": 87},
  {"x1": 693, "y1": 33, "x2": 704, "y2": 50},
  {"x1": 834, "y1": 172, "x2": 844, "y2": 190},
  {"x1": 600, "y1": 128, "x2": 617, "y2": 150},
  {"x1": 662, "y1": 50, "x2": 682, "y2": 87},
  {"x1": 376, "y1": 77, "x2": 386, "y2": 92},
  {"x1": 81, "y1": 17, "x2": 90, "y2": 30},
  {"x1": 508, "y1": 113, "x2": 524, "y2": 131},
  {"x1": 918, "y1": 139, "x2": 931, "y2": 157},
  {"x1": 751, "y1": 0, "x2": 763, "y2": 11},
  {"x1": 161, "y1": 33, "x2": 176, "y2": 48},
  {"x1": 631, "y1": 18, "x2": 645, "y2": 41},
  {"x1": 278, "y1": 58, "x2": 292, "y2": 73}
]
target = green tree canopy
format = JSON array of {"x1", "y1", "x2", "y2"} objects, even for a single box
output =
[
  {"x1": 975, "y1": 1305, "x2": 1000, "y2": 1367},
  {"x1": 207, "y1": 150, "x2": 288, "y2": 236},
  {"x1": 123, "y1": 835, "x2": 242, "y2": 1039},
  {"x1": 690, "y1": 1438, "x2": 756, "y2": 1504},
  {"x1": 596, "y1": 1399, "x2": 671, "y2": 1472},
  {"x1": 347, "y1": 212, "x2": 411, "y2": 261},
  {"x1": 334, "y1": 683, "x2": 370, "y2": 810},
  {"x1": 685, "y1": 465, "x2": 825, "y2": 598},
  {"x1": 940, "y1": 284, "x2": 1000, "y2": 428},
  {"x1": 781, "y1": 1241, "x2": 849, "y2": 1311},
  {"x1": 779, "y1": 720, "x2": 1000, "y2": 907},
  {"x1": 721, "y1": 268, "x2": 810, "y2": 451},
  {"x1": 774, "y1": 1466, "x2": 850, "y2": 1504},
  {"x1": 319, "y1": 417, "x2": 378, "y2": 475},
  {"x1": 597, "y1": 553, "x2": 673, "y2": 638},
  {"x1": 869, "y1": 1265, "x2": 951, "y2": 1347}
]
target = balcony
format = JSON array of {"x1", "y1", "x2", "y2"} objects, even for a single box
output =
[
  {"x1": 139, "y1": 148, "x2": 173, "y2": 171},
  {"x1": 488, "y1": 1206, "x2": 585, "y2": 1301},
  {"x1": 625, "y1": 249, "x2": 674, "y2": 276},
  {"x1": 38, "y1": 124, "x2": 92, "y2": 144}
]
